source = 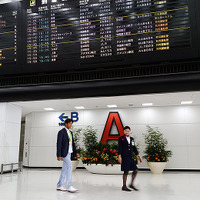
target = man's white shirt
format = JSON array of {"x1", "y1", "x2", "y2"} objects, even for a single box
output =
[{"x1": 65, "y1": 128, "x2": 73, "y2": 153}]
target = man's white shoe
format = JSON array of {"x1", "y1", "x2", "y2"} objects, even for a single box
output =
[
  {"x1": 57, "y1": 186, "x2": 67, "y2": 191},
  {"x1": 66, "y1": 186, "x2": 78, "y2": 193}
]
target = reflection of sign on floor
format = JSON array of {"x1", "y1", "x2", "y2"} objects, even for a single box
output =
[
  {"x1": 30, "y1": 0, "x2": 36, "y2": 7},
  {"x1": 58, "y1": 112, "x2": 79, "y2": 126},
  {"x1": 101, "y1": 112, "x2": 124, "y2": 143}
]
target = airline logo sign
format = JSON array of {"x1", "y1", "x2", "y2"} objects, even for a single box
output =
[{"x1": 101, "y1": 112, "x2": 124, "y2": 143}]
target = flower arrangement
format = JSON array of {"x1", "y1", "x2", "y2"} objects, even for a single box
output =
[
  {"x1": 146, "y1": 153, "x2": 167, "y2": 162},
  {"x1": 101, "y1": 148, "x2": 118, "y2": 163},
  {"x1": 80, "y1": 125, "x2": 140, "y2": 166},
  {"x1": 143, "y1": 125, "x2": 172, "y2": 162},
  {"x1": 81, "y1": 142, "x2": 119, "y2": 166}
]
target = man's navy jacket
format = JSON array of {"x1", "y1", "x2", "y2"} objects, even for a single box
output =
[{"x1": 57, "y1": 128, "x2": 77, "y2": 158}]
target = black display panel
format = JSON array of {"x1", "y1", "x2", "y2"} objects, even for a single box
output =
[
  {"x1": 0, "y1": 2, "x2": 19, "y2": 69},
  {"x1": 0, "y1": 0, "x2": 200, "y2": 75}
]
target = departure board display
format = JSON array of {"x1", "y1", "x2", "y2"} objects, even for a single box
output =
[
  {"x1": 0, "y1": 2, "x2": 19, "y2": 68},
  {"x1": 1, "y1": 0, "x2": 200, "y2": 75},
  {"x1": 24, "y1": 0, "x2": 190, "y2": 63}
]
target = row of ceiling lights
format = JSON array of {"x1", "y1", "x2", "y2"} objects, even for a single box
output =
[{"x1": 43, "y1": 101, "x2": 193, "y2": 111}]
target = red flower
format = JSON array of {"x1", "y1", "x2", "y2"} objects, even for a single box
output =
[
  {"x1": 115, "y1": 153, "x2": 118, "y2": 156},
  {"x1": 122, "y1": 138, "x2": 124, "y2": 141}
]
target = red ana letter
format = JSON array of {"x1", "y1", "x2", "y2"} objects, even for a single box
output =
[{"x1": 101, "y1": 112, "x2": 124, "y2": 143}]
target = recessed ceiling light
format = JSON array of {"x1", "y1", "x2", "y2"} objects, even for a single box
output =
[
  {"x1": 107, "y1": 105, "x2": 117, "y2": 108},
  {"x1": 142, "y1": 103, "x2": 153, "y2": 107},
  {"x1": 44, "y1": 108, "x2": 54, "y2": 111},
  {"x1": 75, "y1": 106, "x2": 85, "y2": 109},
  {"x1": 181, "y1": 101, "x2": 193, "y2": 105}
]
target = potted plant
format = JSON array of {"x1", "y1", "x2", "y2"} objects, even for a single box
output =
[
  {"x1": 81, "y1": 126, "x2": 140, "y2": 174},
  {"x1": 81, "y1": 141, "x2": 121, "y2": 174},
  {"x1": 71, "y1": 127, "x2": 83, "y2": 171},
  {"x1": 143, "y1": 125, "x2": 172, "y2": 174}
]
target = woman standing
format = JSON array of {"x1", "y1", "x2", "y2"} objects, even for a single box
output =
[{"x1": 118, "y1": 126, "x2": 142, "y2": 191}]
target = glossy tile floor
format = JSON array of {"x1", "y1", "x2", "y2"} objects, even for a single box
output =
[{"x1": 0, "y1": 168, "x2": 200, "y2": 200}]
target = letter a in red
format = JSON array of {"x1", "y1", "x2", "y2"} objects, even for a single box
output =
[{"x1": 101, "y1": 112, "x2": 124, "y2": 143}]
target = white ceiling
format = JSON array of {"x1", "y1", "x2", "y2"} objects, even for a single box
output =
[{"x1": 11, "y1": 91, "x2": 200, "y2": 120}]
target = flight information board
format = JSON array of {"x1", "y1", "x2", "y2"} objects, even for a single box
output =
[
  {"x1": 24, "y1": 0, "x2": 190, "y2": 62},
  {"x1": 0, "y1": 0, "x2": 199, "y2": 75},
  {"x1": 0, "y1": 2, "x2": 18, "y2": 68}
]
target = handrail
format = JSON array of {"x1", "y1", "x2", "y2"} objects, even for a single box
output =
[{"x1": 1, "y1": 162, "x2": 23, "y2": 175}]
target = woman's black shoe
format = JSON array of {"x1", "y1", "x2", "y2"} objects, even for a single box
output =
[
  {"x1": 129, "y1": 184, "x2": 139, "y2": 191},
  {"x1": 122, "y1": 186, "x2": 131, "y2": 191}
]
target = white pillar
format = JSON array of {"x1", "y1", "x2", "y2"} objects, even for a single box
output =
[{"x1": 0, "y1": 103, "x2": 22, "y2": 172}]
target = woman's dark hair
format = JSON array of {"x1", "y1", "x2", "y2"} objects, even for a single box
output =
[
  {"x1": 124, "y1": 126, "x2": 131, "y2": 130},
  {"x1": 65, "y1": 118, "x2": 73, "y2": 124}
]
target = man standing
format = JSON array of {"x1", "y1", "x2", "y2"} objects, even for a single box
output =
[{"x1": 57, "y1": 118, "x2": 79, "y2": 193}]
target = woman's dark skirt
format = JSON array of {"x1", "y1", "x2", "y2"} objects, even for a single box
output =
[{"x1": 121, "y1": 156, "x2": 138, "y2": 172}]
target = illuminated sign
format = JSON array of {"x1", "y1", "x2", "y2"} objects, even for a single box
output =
[
  {"x1": 24, "y1": 0, "x2": 191, "y2": 68},
  {"x1": 30, "y1": 0, "x2": 36, "y2": 7},
  {"x1": 1, "y1": 0, "x2": 199, "y2": 76},
  {"x1": 0, "y1": 3, "x2": 18, "y2": 68}
]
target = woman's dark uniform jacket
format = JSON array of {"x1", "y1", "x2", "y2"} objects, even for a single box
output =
[
  {"x1": 57, "y1": 128, "x2": 77, "y2": 158},
  {"x1": 118, "y1": 135, "x2": 139, "y2": 172}
]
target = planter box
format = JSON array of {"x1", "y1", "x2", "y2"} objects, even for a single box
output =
[
  {"x1": 72, "y1": 160, "x2": 79, "y2": 171},
  {"x1": 147, "y1": 162, "x2": 167, "y2": 174},
  {"x1": 83, "y1": 164, "x2": 124, "y2": 175}
]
